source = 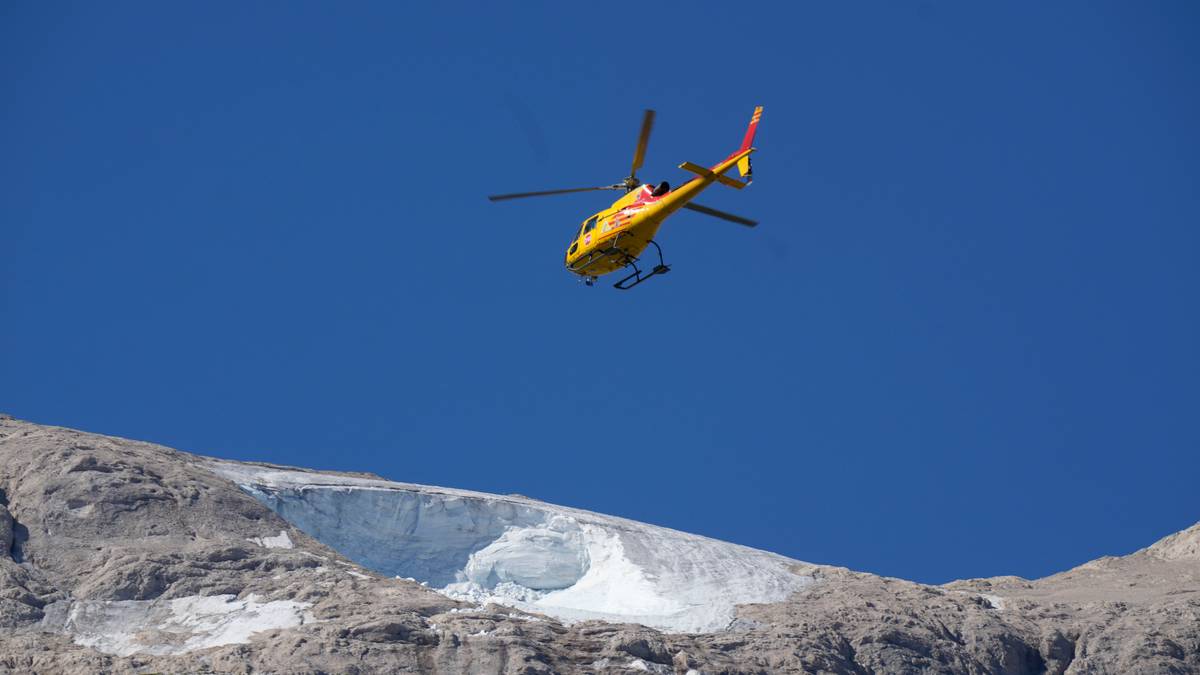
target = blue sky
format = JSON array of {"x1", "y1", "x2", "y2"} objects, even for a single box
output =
[{"x1": 2, "y1": 2, "x2": 1197, "y2": 584}]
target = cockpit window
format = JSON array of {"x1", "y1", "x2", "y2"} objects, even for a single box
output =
[{"x1": 582, "y1": 216, "x2": 598, "y2": 234}]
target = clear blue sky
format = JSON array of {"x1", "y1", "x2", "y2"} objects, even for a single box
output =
[{"x1": 3, "y1": 3, "x2": 1197, "y2": 584}]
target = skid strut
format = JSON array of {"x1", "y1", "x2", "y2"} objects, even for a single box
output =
[{"x1": 613, "y1": 240, "x2": 670, "y2": 290}]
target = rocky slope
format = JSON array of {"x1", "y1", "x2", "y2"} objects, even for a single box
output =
[{"x1": 1, "y1": 414, "x2": 1197, "y2": 674}]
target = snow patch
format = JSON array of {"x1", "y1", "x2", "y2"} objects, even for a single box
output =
[
  {"x1": 207, "y1": 460, "x2": 814, "y2": 633},
  {"x1": 248, "y1": 529, "x2": 293, "y2": 549},
  {"x1": 980, "y1": 593, "x2": 1006, "y2": 610},
  {"x1": 628, "y1": 658, "x2": 673, "y2": 673},
  {"x1": 46, "y1": 594, "x2": 314, "y2": 656}
]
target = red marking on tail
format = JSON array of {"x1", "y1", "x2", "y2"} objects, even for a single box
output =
[{"x1": 740, "y1": 106, "x2": 763, "y2": 151}]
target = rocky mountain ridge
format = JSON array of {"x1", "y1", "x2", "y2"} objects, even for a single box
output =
[{"x1": 1, "y1": 414, "x2": 1197, "y2": 674}]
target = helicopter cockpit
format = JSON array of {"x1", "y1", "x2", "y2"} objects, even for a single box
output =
[{"x1": 567, "y1": 214, "x2": 600, "y2": 256}]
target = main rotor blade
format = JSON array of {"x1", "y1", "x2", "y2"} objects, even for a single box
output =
[
  {"x1": 629, "y1": 109, "x2": 656, "y2": 181},
  {"x1": 682, "y1": 202, "x2": 758, "y2": 227},
  {"x1": 487, "y1": 185, "x2": 622, "y2": 202}
]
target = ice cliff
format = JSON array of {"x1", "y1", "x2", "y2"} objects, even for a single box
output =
[{"x1": 206, "y1": 460, "x2": 812, "y2": 633}]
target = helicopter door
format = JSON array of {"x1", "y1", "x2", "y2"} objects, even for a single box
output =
[{"x1": 580, "y1": 216, "x2": 599, "y2": 245}]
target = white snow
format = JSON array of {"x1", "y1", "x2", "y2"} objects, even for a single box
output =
[
  {"x1": 45, "y1": 593, "x2": 314, "y2": 656},
  {"x1": 628, "y1": 658, "x2": 673, "y2": 673},
  {"x1": 591, "y1": 658, "x2": 673, "y2": 674},
  {"x1": 980, "y1": 593, "x2": 1006, "y2": 610},
  {"x1": 207, "y1": 460, "x2": 814, "y2": 633},
  {"x1": 248, "y1": 529, "x2": 294, "y2": 549}
]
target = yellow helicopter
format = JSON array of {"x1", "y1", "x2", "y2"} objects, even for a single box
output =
[{"x1": 489, "y1": 106, "x2": 762, "y2": 290}]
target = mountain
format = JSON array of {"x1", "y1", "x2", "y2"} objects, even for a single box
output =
[{"x1": 1, "y1": 414, "x2": 1197, "y2": 674}]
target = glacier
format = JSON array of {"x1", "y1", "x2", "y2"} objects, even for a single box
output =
[{"x1": 206, "y1": 460, "x2": 814, "y2": 633}]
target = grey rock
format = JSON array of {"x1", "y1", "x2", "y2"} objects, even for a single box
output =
[
  {"x1": 0, "y1": 415, "x2": 1197, "y2": 674},
  {"x1": 0, "y1": 504, "x2": 12, "y2": 556},
  {"x1": 1144, "y1": 522, "x2": 1200, "y2": 561}
]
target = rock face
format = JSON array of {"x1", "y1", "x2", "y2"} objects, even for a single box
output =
[
  {"x1": 1, "y1": 414, "x2": 1198, "y2": 674},
  {"x1": 1144, "y1": 522, "x2": 1200, "y2": 561}
]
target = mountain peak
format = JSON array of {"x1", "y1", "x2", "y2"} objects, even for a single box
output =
[{"x1": 1143, "y1": 521, "x2": 1200, "y2": 561}]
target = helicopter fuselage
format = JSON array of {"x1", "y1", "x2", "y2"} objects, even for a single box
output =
[{"x1": 564, "y1": 148, "x2": 751, "y2": 277}]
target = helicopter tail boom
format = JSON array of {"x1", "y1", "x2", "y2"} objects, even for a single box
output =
[
  {"x1": 679, "y1": 161, "x2": 747, "y2": 189},
  {"x1": 679, "y1": 144, "x2": 756, "y2": 190}
]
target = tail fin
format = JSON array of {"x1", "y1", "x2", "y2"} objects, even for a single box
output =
[
  {"x1": 680, "y1": 106, "x2": 764, "y2": 187},
  {"x1": 737, "y1": 106, "x2": 762, "y2": 180},
  {"x1": 739, "y1": 106, "x2": 763, "y2": 152}
]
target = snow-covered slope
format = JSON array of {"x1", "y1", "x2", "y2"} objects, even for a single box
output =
[
  {"x1": 206, "y1": 460, "x2": 812, "y2": 633},
  {"x1": 42, "y1": 594, "x2": 314, "y2": 657}
]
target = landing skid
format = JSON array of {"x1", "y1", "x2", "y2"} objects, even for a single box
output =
[{"x1": 613, "y1": 240, "x2": 670, "y2": 291}]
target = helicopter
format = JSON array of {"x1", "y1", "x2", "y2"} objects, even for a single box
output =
[{"x1": 488, "y1": 106, "x2": 763, "y2": 290}]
